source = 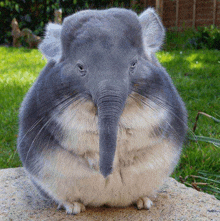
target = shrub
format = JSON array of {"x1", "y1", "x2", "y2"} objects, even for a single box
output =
[
  {"x1": 187, "y1": 26, "x2": 220, "y2": 50},
  {"x1": 0, "y1": 0, "x2": 132, "y2": 46}
]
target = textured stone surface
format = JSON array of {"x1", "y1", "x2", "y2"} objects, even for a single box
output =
[{"x1": 0, "y1": 167, "x2": 219, "y2": 221}]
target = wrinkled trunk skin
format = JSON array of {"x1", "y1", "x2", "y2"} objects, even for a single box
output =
[
  {"x1": 96, "y1": 89, "x2": 127, "y2": 178},
  {"x1": 98, "y1": 117, "x2": 119, "y2": 177}
]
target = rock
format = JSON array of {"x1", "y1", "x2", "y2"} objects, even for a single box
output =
[
  {"x1": 20, "y1": 28, "x2": 41, "y2": 49},
  {"x1": 11, "y1": 18, "x2": 22, "y2": 48},
  {"x1": 0, "y1": 167, "x2": 219, "y2": 221},
  {"x1": 11, "y1": 19, "x2": 41, "y2": 49}
]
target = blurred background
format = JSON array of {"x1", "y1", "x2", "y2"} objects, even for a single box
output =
[{"x1": 1, "y1": 0, "x2": 220, "y2": 49}]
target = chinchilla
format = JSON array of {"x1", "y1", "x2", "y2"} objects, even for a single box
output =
[{"x1": 17, "y1": 8, "x2": 187, "y2": 214}]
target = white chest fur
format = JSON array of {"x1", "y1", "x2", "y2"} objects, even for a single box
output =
[
  {"x1": 55, "y1": 93, "x2": 170, "y2": 170},
  {"x1": 39, "y1": 93, "x2": 179, "y2": 207}
]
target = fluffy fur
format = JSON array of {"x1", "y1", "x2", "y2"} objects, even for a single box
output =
[{"x1": 17, "y1": 8, "x2": 187, "y2": 215}]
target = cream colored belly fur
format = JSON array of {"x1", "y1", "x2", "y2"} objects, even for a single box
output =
[{"x1": 32, "y1": 94, "x2": 180, "y2": 207}]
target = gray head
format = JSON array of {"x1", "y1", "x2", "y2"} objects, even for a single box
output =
[{"x1": 39, "y1": 8, "x2": 166, "y2": 177}]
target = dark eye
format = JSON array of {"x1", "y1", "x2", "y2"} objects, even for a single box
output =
[
  {"x1": 129, "y1": 60, "x2": 138, "y2": 74},
  {"x1": 76, "y1": 62, "x2": 87, "y2": 76},
  {"x1": 131, "y1": 61, "x2": 137, "y2": 68},
  {"x1": 77, "y1": 63, "x2": 84, "y2": 71}
]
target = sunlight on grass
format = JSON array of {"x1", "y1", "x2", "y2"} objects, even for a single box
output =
[
  {"x1": 156, "y1": 52, "x2": 175, "y2": 63},
  {"x1": 185, "y1": 53, "x2": 204, "y2": 69},
  {"x1": 185, "y1": 53, "x2": 200, "y2": 62},
  {"x1": 189, "y1": 62, "x2": 203, "y2": 69},
  {"x1": 0, "y1": 47, "x2": 46, "y2": 168},
  {"x1": 0, "y1": 70, "x2": 38, "y2": 86},
  {"x1": 0, "y1": 48, "x2": 46, "y2": 88},
  {"x1": 157, "y1": 51, "x2": 207, "y2": 70}
]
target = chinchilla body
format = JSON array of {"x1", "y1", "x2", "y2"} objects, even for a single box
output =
[{"x1": 17, "y1": 8, "x2": 187, "y2": 214}]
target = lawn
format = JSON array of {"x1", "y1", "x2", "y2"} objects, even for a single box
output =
[
  {"x1": 0, "y1": 46, "x2": 219, "y2": 199},
  {"x1": 0, "y1": 47, "x2": 45, "y2": 167}
]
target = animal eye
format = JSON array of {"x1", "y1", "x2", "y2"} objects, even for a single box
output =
[
  {"x1": 131, "y1": 61, "x2": 137, "y2": 68},
  {"x1": 77, "y1": 63, "x2": 84, "y2": 71},
  {"x1": 129, "y1": 60, "x2": 138, "y2": 74},
  {"x1": 76, "y1": 62, "x2": 87, "y2": 76}
]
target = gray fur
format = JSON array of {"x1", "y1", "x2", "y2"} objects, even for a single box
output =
[
  {"x1": 18, "y1": 8, "x2": 187, "y2": 214},
  {"x1": 38, "y1": 23, "x2": 62, "y2": 62},
  {"x1": 139, "y1": 8, "x2": 165, "y2": 52}
]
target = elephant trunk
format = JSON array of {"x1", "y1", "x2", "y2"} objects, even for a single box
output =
[{"x1": 96, "y1": 86, "x2": 127, "y2": 178}]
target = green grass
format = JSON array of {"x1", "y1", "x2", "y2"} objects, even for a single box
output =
[
  {"x1": 156, "y1": 50, "x2": 220, "y2": 199},
  {"x1": 0, "y1": 46, "x2": 219, "y2": 199},
  {"x1": 0, "y1": 47, "x2": 46, "y2": 168}
]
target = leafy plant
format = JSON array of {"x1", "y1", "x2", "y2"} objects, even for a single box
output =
[
  {"x1": 164, "y1": 28, "x2": 196, "y2": 51},
  {"x1": 0, "y1": 0, "x2": 132, "y2": 45},
  {"x1": 188, "y1": 112, "x2": 220, "y2": 147},
  {"x1": 183, "y1": 112, "x2": 220, "y2": 199},
  {"x1": 187, "y1": 26, "x2": 220, "y2": 50}
]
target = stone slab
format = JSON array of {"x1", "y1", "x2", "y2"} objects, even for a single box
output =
[{"x1": 0, "y1": 167, "x2": 219, "y2": 220}]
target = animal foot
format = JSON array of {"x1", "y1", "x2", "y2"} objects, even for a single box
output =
[
  {"x1": 136, "y1": 196, "x2": 153, "y2": 210},
  {"x1": 57, "y1": 201, "x2": 86, "y2": 215}
]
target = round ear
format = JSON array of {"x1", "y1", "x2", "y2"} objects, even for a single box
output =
[
  {"x1": 38, "y1": 23, "x2": 62, "y2": 63},
  {"x1": 139, "y1": 8, "x2": 165, "y2": 55}
]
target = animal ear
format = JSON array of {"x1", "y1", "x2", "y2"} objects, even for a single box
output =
[
  {"x1": 38, "y1": 23, "x2": 62, "y2": 63},
  {"x1": 139, "y1": 8, "x2": 165, "y2": 54}
]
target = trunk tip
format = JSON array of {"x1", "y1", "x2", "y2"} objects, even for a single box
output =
[{"x1": 100, "y1": 165, "x2": 113, "y2": 178}]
